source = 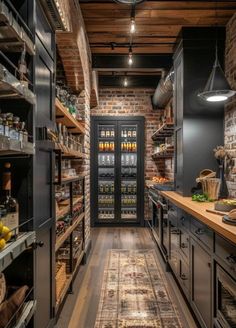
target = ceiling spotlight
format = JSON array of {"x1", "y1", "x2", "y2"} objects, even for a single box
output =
[
  {"x1": 124, "y1": 77, "x2": 128, "y2": 87},
  {"x1": 130, "y1": 18, "x2": 136, "y2": 34}
]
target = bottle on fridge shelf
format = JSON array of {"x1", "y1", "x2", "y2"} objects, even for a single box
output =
[{"x1": 0, "y1": 163, "x2": 19, "y2": 237}]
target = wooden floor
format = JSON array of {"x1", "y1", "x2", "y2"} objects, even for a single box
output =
[{"x1": 56, "y1": 227, "x2": 197, "y2": 328}]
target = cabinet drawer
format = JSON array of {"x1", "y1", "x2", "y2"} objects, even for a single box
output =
[
  {"x1": 179, "y1": 212, "x2": 190, "y2": 230},
  {"x1": 168, "y1": 202, "x2": 178, "y2": 219},
  {"x1": 191, "y1": 217, "x2": 213, "y2": 250},
  {"x1": 215, "y1": 234, "x2": 236, "y2": 276},
  {"x1": 179, "y1": 228, "x2": 190, "y2": 260},
  {"x1": 179, "y1": 255, "x2": 190, "y2": 298}
]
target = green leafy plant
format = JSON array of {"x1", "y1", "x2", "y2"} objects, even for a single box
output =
[{"x1": 192, "y1": 193, "x2": 213, "y2": 202}]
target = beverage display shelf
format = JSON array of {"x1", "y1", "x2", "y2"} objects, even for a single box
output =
[
  {"x1": 98, "y1": 176, "x2": 115, "y2": 180},
  {"x1": 55, "y1": 98, "x2": 85, "y2": 135},
  {"x1": 0, "y1": 231, "x2": 36, "y2": 272},
  {"x1": 151, "y1": 122, "x2": 174, "y2": 140},
  {"x1": 121, "y1": 165, "x2": 137, "y2": 168},
  {"x1": 0, "y1": 63, "x2": 36, "y2": 104},
  {"x1": 98, "y1": 151, "x2": 114, "y2": 154},
  {"x1": 55, "y1": 175, "x2": 85, "y2": 186},
  {"x1": 55, "y1": 143, "x2": 85, "y2": 159},
  {"x1": 0, "y1": 136, "x2": 34, "y2": 155},
  {"x1": 55, "y1": 212, "x2": 85, "y2": 252},
  {"x1": 121, "y1": 151, "x2": 137, "y2": 154},
  {"x1": 0, "y1": 0, "x2": 35, "y2": 55},
  {"x1": 98, "y1": 137, "x2": 115, "y2": 141},
  {"x1": 98, "y1": 165, "x2": 114, "y2": 168},
  {"x1": 121, "y1": 137, "x2": 137, "y2": 140},
  {"x1": 14, "y1": 300, "x2": 37, "y2": 328},
  {"x1": 121, "y1": 177, "x2": 137, "y2": 180},
  {"x1": 98, "y1": 207, "x2": 115, "y2": 210}
]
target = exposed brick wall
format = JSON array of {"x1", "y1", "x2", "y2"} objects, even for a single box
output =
[
  {"x1": 225, "y1": 13, "x2": 236, "y2": 196},
  {"x1": 91, "y1": 88, "x2": 173, "y2": 219}
]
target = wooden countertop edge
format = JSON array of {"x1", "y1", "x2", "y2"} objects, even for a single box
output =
[{"x1": 161, "y1": 191, "x2": 236, "y2": 244}]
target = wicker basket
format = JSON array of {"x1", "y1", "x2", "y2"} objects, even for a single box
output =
[{"x1": 55, "y1": 261, "x2": 67, "y2": 301}]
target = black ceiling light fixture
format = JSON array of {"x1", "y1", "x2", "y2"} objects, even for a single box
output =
[{"x1": 198, "y1": 0, "x2": 235, "y2": 102}]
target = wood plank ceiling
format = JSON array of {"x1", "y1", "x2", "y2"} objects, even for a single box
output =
[{"x1": 79, "y1": 0, "x2": 236, "y2": 87}]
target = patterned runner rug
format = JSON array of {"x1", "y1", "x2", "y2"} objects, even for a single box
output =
[{"x1": 94, "y1": 249, "x2": 183, "y2": 328}]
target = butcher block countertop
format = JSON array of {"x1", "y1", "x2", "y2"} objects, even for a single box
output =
[{"x1": 161, "y1": 191, "x2": 236, "y2": 244}]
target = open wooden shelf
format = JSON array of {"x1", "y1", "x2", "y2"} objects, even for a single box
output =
[
  {"x1": 152, "y1": 122, "x2": 174, "y2": 140},
  {"x1": 0, "y1": 0, "x2": 35, "y2": 55},
  {"x1": 0, "y1": 64, "x2": 36, "y2": 104},
  {"x1": 56, "y1": 196, "x2": 84, "y2": 220},
  {"x1": 0, "y1": 136, "x2": 35, "y2": 156},
  {"x1": 55, "y1": 142, "x2": 85, "y2": 159},
  {"x1": 152, "y1": 147, "x2": 174, "y2": 159},
  {"x1": 55, "y1": 212, "x2": 85, "y2": 252},
  {"x1": 55, "y1": 98, "x2": 85, "y2": 135}
]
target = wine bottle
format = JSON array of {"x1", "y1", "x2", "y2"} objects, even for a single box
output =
[{"x1": 0, "y1": 163, "x2": 19, "y2": 236}]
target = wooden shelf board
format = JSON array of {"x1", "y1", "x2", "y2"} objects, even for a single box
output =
[
  {"x1": 0, "y1": 1, "x2": 35, "y2": 55},
  {"x1": 55, "y1": 98, "x2": 85, "y2": 135},
  {"x1": 55, "y1": 143, "x2": 85, "y2": 159},
  {"x1": 55, "y1": 212, "x2": 85, "y2": 251},
  {"x1": 56, "y1": 196, "x2": 84, "y2": 220},
  {"x1": 152, "y1": 122, "x2": 174, "y2": 140}
]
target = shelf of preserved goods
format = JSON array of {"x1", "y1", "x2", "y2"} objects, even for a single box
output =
[
  {"x1": 55, "y1": 212, "x2": 85, "y2": 252},
  {"x1": 55, "y1": 98, "x2": 85, "y2": 135},
  {"x1": 0, "y1": 63, "x2": 35, "y2": 104},
  {"x1": 56, "y1": 196, "x2": 84, "y2": 220},
  {"x1": 0, "y1": 0, "x2": 35, "y2": 55},
  {"x1": 55, "y1": 175, "x2": 85, "y2": 186},
  {"x1": 55, "y1": 142, "x2": 85, "y2": 159},
  {"x1": 0, "y1": 136, "x2": 34, "y2": 155},
  {"x1": 151, "y1": 122, "x2": 174, "y2": 141},
  {"x1": 0, "y1": 231, "x2": 36, "y2": 272}
]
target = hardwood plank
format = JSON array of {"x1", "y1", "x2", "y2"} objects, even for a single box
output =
[{"x1": 56, "y1": 227, "x2": 197, "y2": 328}]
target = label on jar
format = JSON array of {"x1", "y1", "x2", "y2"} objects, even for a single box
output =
[
  {"x1": 4, "y1": 126, "x2": 9, "y2": 137},
  {"x1": 2, "y1": 212, "x2": 19, "y2": 236},
  {"x1": 0, "y1": 125, "x2": 4, "y2": 136},
  {"x1": 9, "y1": 129, "x2": 19, "y2": 140}
]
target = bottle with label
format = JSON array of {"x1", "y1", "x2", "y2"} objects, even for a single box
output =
[
  {"x1": 0, "y1": 163, "x2": 19, "y2": 236},
  {"x1": 111, "y1": 130, "x2": 115, "y2": 138},
  {"x1": 132, "y1": 129, "x2": 137, "y2": 138},
  {"x1": 100, "y1": 129, "x2": 105, "y2": 138}
]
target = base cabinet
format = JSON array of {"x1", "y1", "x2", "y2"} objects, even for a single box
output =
[{"x1": 190, "y1": 238, "x2": 212, "y2": 328}]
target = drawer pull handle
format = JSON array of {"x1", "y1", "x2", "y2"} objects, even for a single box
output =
[
  {"x1": 180, "y1": 274, "x2": 187, "y2": 280},
  {"x1": 195, "y1": 228, "x2": 205, "y2": 235},
  {"x1": 181, "y1": 243, "x2": 188, "y2": 249},
  {"x1": 172, "y1": 229, "x2": 180, "y2": 235},
  {"x1": 226, "y1": 255, "x2": 236, "y2": 264}
]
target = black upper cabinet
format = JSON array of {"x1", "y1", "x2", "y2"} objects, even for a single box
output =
[{"x1": 174, "y1": 27, "x2": 225, "y2": 196}]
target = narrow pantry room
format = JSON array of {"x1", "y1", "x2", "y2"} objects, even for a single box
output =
[{"x1": 0, "y1": 1, "x2": 235, "y2": 328}]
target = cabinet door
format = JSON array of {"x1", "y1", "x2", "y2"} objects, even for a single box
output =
[
  {"x1": 169, "y1": 216, "x2": 180, "y2": 275},
  {"x1": 191, "y1": 238, "x2": 212, "y2": 328}
]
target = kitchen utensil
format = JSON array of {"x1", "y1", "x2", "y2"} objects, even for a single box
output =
[{"x1": 206, "y1": 209, "x2": 225, "y2": 216}]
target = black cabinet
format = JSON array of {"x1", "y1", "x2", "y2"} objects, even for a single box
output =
[
  {"x1": 169, "y1": 215, "x2": 179, "y2": 276},
  {"x1": 190, "y1": 237, "x2": 212, "y2": 328},
  {"x1": 173, "y1": 28, "x2": 225, "y2": 196},
  {"x1": 91, "y1": 116, "x2": 144, "y2": 225}
]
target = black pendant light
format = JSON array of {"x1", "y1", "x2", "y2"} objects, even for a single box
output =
[
  {"x1": 198, "y1": 46, "x2": 236, "y2": 102},
  {"x1": 198, "y1": 1, "x2": 235, "y2": 102}
]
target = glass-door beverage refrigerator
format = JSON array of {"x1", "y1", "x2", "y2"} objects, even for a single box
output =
[{"x1": 91, "y1": 116, "x2": 144, "y2": 225}]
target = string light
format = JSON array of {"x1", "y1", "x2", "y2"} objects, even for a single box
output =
[
  {"x1": 130, "y1": 17, "x2": 136, "y2": 33},
  {"x1": 128, "y1": 46, "x2": 133, "y2": 65},
  {"x1": 124, "y1": 76, "x2": 128, "y2": 87}
]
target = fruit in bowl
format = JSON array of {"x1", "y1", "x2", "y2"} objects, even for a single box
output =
[{"x1": 215, "y1": 199, "x2": 236, "y2": 212}]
